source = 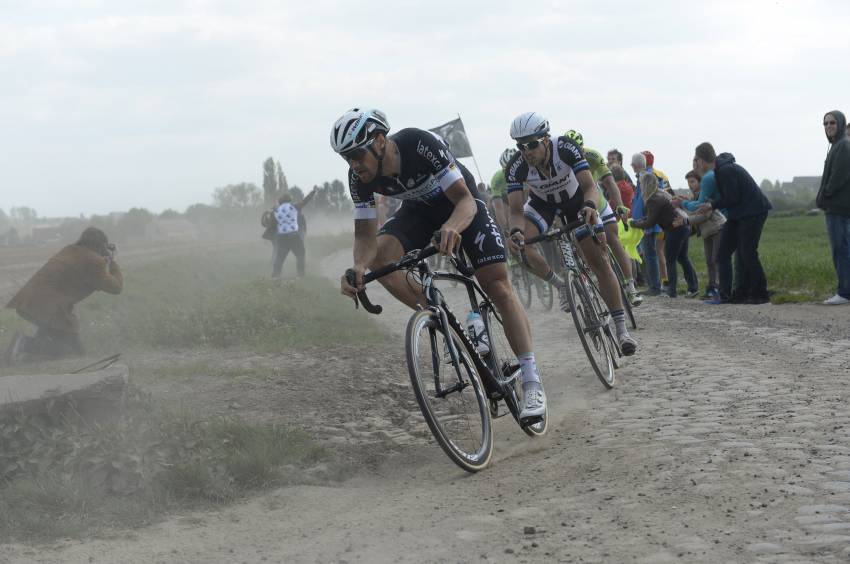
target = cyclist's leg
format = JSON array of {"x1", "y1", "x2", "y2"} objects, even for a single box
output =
[
  {"x1": 461, "y1": 202, "x2": 544, "y2": 419},
  {"x1": 563, "y1": 193, "x2": 636, "y2": 353},
  {"x1": 599, "y1": 201, "x2": 638, "y2": 298},
  {"x1": 520, "y1": 197, "x2": 562, "y2": 283},
  {"x1": 601, "y1": 215, "x2": 633, "y2": 284}
]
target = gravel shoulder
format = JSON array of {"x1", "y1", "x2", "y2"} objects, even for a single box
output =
[{"x1": 3, "y1": 250, "x2": 850, "y2": 564}]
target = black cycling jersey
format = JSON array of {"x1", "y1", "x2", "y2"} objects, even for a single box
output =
[
  {"x1": 348, "y1": 128, "x2": 480, "y2": 220},
  {"x1": 505, "y1": 136, "x2": 590, "y2": 205}
]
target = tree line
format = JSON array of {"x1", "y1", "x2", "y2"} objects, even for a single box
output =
[{"x1": 0, "y1": 157, "x2": 351, "y2": 245}]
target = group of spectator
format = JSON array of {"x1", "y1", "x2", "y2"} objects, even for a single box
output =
[
  {"x1": 605, "y1": 144, "x2": 773, "y2": 304},
  {"x1": 608, "y1": 111, "x2": 850, "y2": 307}
]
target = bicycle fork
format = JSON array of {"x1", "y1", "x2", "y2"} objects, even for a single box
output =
[{"x1": 426, "y1": 305, "x2": 505, "y2": 402}]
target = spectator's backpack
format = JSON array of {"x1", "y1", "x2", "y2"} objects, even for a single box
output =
[
  {"x1": 261, "y1": 210, "x2": 277, "y2": 240},
  {"x1": 261, "y1": 210, "x2": 276, "y2": 228}
]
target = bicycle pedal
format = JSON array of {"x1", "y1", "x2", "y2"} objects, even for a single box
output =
[{"x1": 520, "y1": 414, "x2": 544, "y2": 427}]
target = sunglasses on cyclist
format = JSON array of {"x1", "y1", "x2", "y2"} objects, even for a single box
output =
[
  {"x1": 516, "y1": 138, "x2": 544, "y2": 151},
  {"x1": 341, "y1": 139, "x2": 375, "y2": 162}
]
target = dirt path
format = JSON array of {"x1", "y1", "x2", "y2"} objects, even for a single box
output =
[{"x1": 3, "y1": 250, "x2": 850, "y2": 563}]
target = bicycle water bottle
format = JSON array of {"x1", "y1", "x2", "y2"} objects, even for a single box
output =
[{"x1": 465, "y1": 311, "x2": 490, "y2": 355}]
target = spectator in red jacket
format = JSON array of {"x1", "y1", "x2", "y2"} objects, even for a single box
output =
[{"x1": 610, "y1": 164, "x2": 634, "y2": 210}]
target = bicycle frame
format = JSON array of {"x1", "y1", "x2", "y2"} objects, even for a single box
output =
[
  {"x1": 415, "y1": 258, "x2": 507, "y2": 402},
  {"x1": 346, "y1": 247, "x2": 510, "y2": 401}
]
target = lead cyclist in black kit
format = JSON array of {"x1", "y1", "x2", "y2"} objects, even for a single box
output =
[
  {"x1": 332, "y1": 108, "x2": 548, "y2": 420},
  {"x1": 505, "y1": 112, "x2": 638, "y2": 355}
]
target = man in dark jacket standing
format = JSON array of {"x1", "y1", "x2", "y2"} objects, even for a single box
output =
[
  {"x1": 817, "y1": 110, "x2": 850, "y2": 305},
  {"x1": 697, "y1": 143, "x2": 772, "y2": 304}
]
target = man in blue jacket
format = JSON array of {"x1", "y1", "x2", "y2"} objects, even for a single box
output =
[
  {"x1": 631, "y1": 152, "x2": 662, "y2": 295},
  {"x1": 696, "y1": 142, "x2": 772, "y2": 304}
]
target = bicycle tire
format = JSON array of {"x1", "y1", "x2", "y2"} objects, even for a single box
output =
[
  {"x1": 608, "y1": 249, "x2": 637, "y2": 330},
  {"x1": 511, "y1": 264, "x2": 532, "y2": 310},
  {"x1": 405, "y1": 309, "x2": 493, "y2": 472},
  {"x1": 565, "y1": 270, "x2": 616, "y2": 389},
  {"x1": 480, "y1": 303, "x2": 547, "y2": 437},
  {"x1": 584, "y1": 273, "x2": 622, "y2": 371}
]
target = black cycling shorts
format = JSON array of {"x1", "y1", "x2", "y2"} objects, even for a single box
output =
[
  {"x1": 523, "y1": 190, "x2": 603, "y2": 234},
  {"x1": 379, "y1": 199, "x2": 506, "y2": 269}
]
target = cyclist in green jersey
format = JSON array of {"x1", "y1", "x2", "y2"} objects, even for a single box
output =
[
  {"x1": 565, "y1": 130, "x2": 642, "y2": 305},
  {"x1": 489, "y1": 149, "x2": 513, "y2": 230}
]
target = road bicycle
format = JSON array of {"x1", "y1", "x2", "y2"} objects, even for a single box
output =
[
  {"x1": 524, "y1": 218, "x2": 623, "y2": 389},
  {"x1": 346, "y1": 237, "x2": 546, "y2": 473}
]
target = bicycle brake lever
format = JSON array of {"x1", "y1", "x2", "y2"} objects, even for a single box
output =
[
  {"x1": 345, "y1": 268, "x2": 383, "y2": 315},
  {"x1": 344, "y1": 269, "x2": 361, "y2": 310}
]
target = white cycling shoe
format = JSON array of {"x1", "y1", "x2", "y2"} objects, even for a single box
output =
[
  {"x1": 617, "y1": 332, "x2": 637, "y2": 356},
  {"x1": 520, "y1": 384, "x2": 547, "y2": 420}
]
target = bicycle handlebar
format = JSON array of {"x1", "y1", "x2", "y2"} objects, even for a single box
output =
[
  {"x1": 346, "y1": 231, "x2": 467, "y2": 315},
  {"x1": 523, "y1": 218, "x2": 589, "y2": 245}
]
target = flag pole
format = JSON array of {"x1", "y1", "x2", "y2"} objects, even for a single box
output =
[{"x1": 458, "y1": 113, "x2": 485, "y2": 188}]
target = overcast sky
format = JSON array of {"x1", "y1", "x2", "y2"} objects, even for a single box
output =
[{"x1": 1, "y1": 0, "x2": 848, "y2": 218}]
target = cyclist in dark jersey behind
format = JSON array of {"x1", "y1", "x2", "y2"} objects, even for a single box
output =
[
  {"x1": 332, "y1": 108, "x2": 548, "y2": 421},
  {"x1": 504, "y1": 112, "x2": 637, "y2": 355}
]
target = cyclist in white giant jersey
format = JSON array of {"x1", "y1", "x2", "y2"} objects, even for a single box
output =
[
  {"x1": 333, "y1": 108, "x2": 549, "y2": 420},
  {"x1": 505, "y1": 112, "x2": 637, "y2": 355}
]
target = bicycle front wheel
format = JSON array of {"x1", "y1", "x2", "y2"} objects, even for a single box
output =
[
  {"x1": 480, "y1": 303, "x2": 547, "y2": 437},
  {"x1": 405, "y1": 309, "x2": 493, "y2": 472},
  {"x1": 565, "y1": 271, "x2": 616, "y2": 389}
]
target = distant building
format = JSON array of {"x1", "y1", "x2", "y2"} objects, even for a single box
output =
[{"x1": 780, "y1": 176, "x2": 820, "y2": 193}]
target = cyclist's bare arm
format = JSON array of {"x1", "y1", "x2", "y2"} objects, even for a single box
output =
[
  {"x1": 439, "y1": 180, "x2": 477, "y2": 255},
  {"x1": 576, "y1": 170, "x2": 600, "y2": 225},
  {"x1": 342, "y1": 218, "x2": 378, "y2": 297}
]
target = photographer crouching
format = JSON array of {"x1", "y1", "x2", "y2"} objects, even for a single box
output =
[{"x1": 4, "y1": 227, "x2": 123, "y2": 365}]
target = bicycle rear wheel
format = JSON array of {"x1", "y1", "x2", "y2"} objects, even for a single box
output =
[
  {"x1": 406, "y1": 309, "x2": 493, "y2": 472},
  {"x1": 565, "y1": 270, "x2": 616, "y2": 389},
  {"x1": 608, "y1": 249, "x2": 637, "y2": 329},
  {"x1": 480, "y1": 303, "x2": 547, "y2": 437},
  {"x1": 511, "y1": 264, "x2": 532, "y2": 310}
]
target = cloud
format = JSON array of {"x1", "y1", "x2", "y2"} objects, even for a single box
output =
[{"x1": 0, "y1": 0, "x2": 849, "y2": 216}]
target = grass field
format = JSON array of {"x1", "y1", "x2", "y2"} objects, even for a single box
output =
[
  {"x1": 0, "y1": 233, "x2": 384, "y2": 357},
  {"x1": 681, "y1": 214, "x2": 834, "y2": 303},
  {"x1": 0, "y1": 233, "x2": 380, "y2": 542}
]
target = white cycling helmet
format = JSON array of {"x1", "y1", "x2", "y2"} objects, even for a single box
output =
[
  {"x1": 330, "y1": 108, "x2": 391, "y2": 155},
  {"x1": 510, "y1": 112, "x2": 550, "y2": 140},
  {"x1": 499, "y1": 148, "x2": 517, "y2": 169}
]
